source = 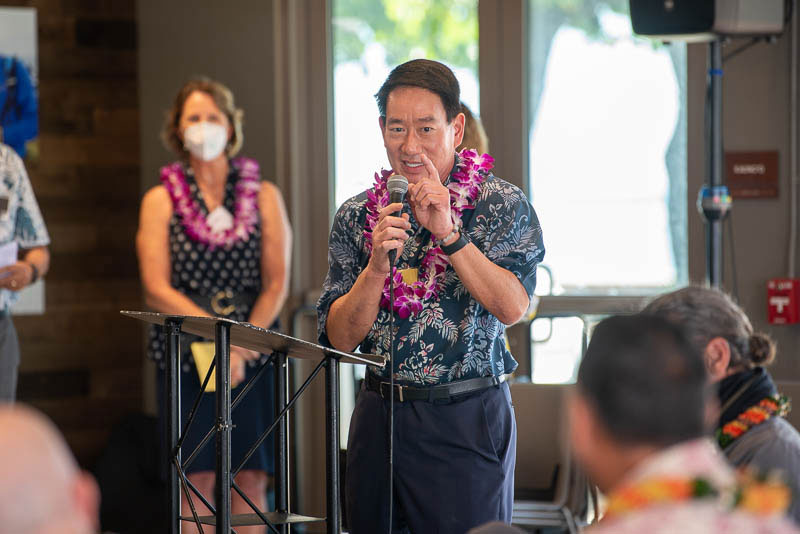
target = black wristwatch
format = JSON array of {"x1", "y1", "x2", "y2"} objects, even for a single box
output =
[
  {"x1": 440, "y1": 230, "x2": 469, "y2": 256},
  {"x1": 24, "y1": 261, "x2": 39, "y2": 284}
]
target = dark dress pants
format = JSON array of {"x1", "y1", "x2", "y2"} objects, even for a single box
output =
[{"x1": 345, "y1": 381, "x2": 516, "y2": 534}]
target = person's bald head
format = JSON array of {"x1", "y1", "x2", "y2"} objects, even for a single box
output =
[{"x1": 0, "y1": 404, "x2": 99, "y2": 534}]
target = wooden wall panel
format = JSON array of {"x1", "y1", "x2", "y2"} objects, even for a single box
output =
[{"x1": 3, "y1": 0, "x2": 142, "y2": 468}]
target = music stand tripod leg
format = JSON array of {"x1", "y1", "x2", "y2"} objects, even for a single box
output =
[
  {"x1": 325, "y1": 356, "x2": 341, "y2": 534},
  {"x1": 164, "y1": 318, "x2": 182, "y2": 534},
  {"x1": 215, "y1": 321, "x2": 233, "y2": 534},
  {"x1": 274, "y1": 352, "x2": 289, "y2": 534}
]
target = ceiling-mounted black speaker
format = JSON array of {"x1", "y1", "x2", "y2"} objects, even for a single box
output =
[{"x1": 630, "y1": 0, "x2": 785, "y2": 41}]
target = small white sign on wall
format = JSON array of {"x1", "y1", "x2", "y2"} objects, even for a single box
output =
[
  {"x1": 13, "y1": 280, "x2": 44, "y2": 315},
  {"x1": 0, "y1": 7, "x2": 37, "y2": 83}
]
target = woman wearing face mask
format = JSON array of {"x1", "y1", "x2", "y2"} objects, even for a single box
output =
[{"x1": 136, "y1": 77, "x2": 292, "y2": 533}]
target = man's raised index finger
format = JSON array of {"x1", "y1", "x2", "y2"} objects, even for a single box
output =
[{"x1": 420, "y1": 153, "x2": 440, "y2": 183}]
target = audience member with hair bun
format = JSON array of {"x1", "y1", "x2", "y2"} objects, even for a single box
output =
[
  {"x1": 471, "y1": 314, "x2": 799, "y2": 534},
  {"x1": 645, "y1": 286, "x2": 800, "y2": 524}
]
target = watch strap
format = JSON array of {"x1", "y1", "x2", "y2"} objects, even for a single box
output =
[
  {"x1": 24, "y1": 261, "x2": 38, "y2": 284},
  {"x1": 440, "y1": 231, "x2": 469, "y2": 255},
  {"x1": 436, "y1": 225, "x2": 460, "y2": 247}
]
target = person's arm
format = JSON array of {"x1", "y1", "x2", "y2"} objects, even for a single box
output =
[
  {"x1": 325, "y1": 264, "x2": 387, "y2": 352},
  {"x1": 135, "y1": 185, "x2": 209, "y2": 317},
  {"x1": 408, "y1": 154, "x2": 536, "y2": 325},
  {"x1": 447, "y1": 241, "x2": 529, "y2": 325},
  {"x1": 322, "y1": 202, "x2": 410, "y2": 352},
  {"x1": 0, "y1": 246, "x2": 49, "y2": 291},
  {"x1": 247, "y1": 182, "x2": 292, "y2": 329},
  {"x1": 0, "y1": 148, "x2": 49, "y2": 291},
  {"x1": 21, "y1": 246, "x2": 48, "y2": 279}
]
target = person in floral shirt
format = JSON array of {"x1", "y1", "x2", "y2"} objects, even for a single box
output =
[
  {"x1": 317, "y1": 59, "x2": 544, "y2": 533},
  {"x1": 0, "y1": 142, "x2": 50, "y2": 402}
]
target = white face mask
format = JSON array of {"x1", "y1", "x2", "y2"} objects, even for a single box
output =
[{"x1": 183, "y1": 122, "x2": 228, "y2": 161}]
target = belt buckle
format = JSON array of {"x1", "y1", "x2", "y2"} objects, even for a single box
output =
[
  {"x1": 211, "y1": 289, "x2": 236, "y2": 316},
  {"x1": 379, "y1": 382, "x2": 404, "y2": 402}
]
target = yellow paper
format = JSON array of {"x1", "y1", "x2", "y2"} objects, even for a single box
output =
[
  {"x1": 191, "y1": 341, "x2": 241, "y2": 392},
  {"x1": 399, "y1": 267, "x2": 419, "y2": 285}
]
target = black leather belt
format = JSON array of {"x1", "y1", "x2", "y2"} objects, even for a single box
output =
[
  {"x1": 185, "y1": 291, "x2": 258, "y2": 317},
  {"x1": 365, "y1": 372, "x2": 507, "y2": 403}
]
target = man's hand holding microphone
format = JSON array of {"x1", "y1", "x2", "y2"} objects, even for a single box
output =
[{"x1": 367, "y1": 174, "x2": 409, "y2": 274}]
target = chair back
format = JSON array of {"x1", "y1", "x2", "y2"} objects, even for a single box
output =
[{"x1": 511, "y1": 382, "x2": 572, "y2": 502}]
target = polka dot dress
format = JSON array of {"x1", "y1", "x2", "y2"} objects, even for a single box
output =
[
  {"x1": 148, "y1": 162, "x2": 275, "y2": 474},
  {"x1": 147, "y1": 165, "x2": 263, "y2": 368}
]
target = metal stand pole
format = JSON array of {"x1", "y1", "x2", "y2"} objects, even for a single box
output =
[
  {"x1": 215, "y1": 322, "x2": 232, "y2": 534},
  {"x1": 325, "y1": 357, "x2": 341, "y2": 534},
  {"x1": 274, "y1": 352, "x2": 289, "y2": 534},
  {"x1": 165, "y1": 318, "x2": 182, "y2": 534},
  {"x1": 699, "y1": 39, "x2": 731, "y2": 289},
  {"x1": 709, "y1": 39, "x2": 724, "y2": 287}
]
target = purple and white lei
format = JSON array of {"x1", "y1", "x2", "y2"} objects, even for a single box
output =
[
  {"x1": 160, "y1": 157, "x2": 261, "y2": 250},
  {"x1": 364, "y1": 149, "x2": 494, "y2": 318}
]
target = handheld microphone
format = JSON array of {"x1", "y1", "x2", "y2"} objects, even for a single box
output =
[{"x1": 386, "y1": 175, "x2": 408, "y2": 266}]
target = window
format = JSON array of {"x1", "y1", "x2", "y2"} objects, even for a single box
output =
[
  {"x1": 528, "y1": 1, "x2": 687, "y2": 382},
  {"x1": 531, "y1": 316, "x2": 587, "y2": 383},
  {"x1": 332, "y1": 0, "x2": 480, "y2": 208},
  {"x1": 529, "y1": 1, "x2": 687, "y2": 292}
]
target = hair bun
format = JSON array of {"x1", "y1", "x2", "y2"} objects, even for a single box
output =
[{"x1": 749, "y1": 332, "x2": 777, "y2": 365}]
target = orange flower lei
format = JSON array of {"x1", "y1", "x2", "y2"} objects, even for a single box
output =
[
  {"x1": 604, "y1": 478, "x2": 716, "y2": 520},
  {"x1": 604, "y1": 472, "x2": 791, "y2": 522},
  {"x1": 736, "y1": 469, "x2": 793, "y2": 517},
  {"x1": 717, "y1": 395, "x2": 791, "y2": 449}
]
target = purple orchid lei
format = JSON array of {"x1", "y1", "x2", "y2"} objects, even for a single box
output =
[
  {"x1": 364, "y1": 149, "x2": 494, "y2": 319},
  {"x1": 160, "y1": 157, "x2": 261, "y2": 250}
]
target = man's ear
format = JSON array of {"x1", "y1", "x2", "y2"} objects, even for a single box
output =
[
  {"x1": 452, "y1": 112, "x2": 465, "y2": 148},
  {"x1": 705, "y1": 337, "x2": 732, "y2": 382},
  {"x1": 73, "y1": 471, "x2": 100, "y2": 530},
  {"x1": 379, "y1": 116, "x2": 387, "y2": 147}
]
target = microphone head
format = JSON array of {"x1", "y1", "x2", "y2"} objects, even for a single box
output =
[{"x1": 387, "y1": 174, "x2": 409, "y2": 196}]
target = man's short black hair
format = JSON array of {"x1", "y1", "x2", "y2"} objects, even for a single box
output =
[
  {"x1": 375, "y1": 59, "x2": 461, "y2": 123},
  {"x1": 578, "y1": 314, "x2": 709, "y2": 447}
]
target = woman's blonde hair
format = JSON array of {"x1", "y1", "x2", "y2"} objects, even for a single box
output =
[
  {"x1": 161, "y1": 77, "x2": 244, "y2": 160},
  {"x1": 456, "y1": 102, "x2": 489, "y2": 155}
]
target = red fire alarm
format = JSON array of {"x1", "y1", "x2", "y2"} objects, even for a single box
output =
[{"x1": 767, "y1": 279, "x2": 800, "y2": 325}]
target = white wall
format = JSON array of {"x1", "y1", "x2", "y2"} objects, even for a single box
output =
[{"x1": 137, "y1": 0, "x2": 276, "y2": 192}]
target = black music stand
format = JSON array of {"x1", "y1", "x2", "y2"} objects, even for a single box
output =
[{"x1": 121, "y1": 311, "x2": 385, "y2": 534}]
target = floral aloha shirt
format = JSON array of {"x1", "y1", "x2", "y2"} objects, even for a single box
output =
[
  {"x1": 0, "y1": 144, "x2": 50, "y2": 312},
  {"x1": 317, "y1": 159, "x2": 545, "y2": 386}
]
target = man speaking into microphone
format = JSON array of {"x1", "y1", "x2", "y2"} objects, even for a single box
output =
[{"x1": 317, "y1": 59, "x2": 544, "y2": 533}]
